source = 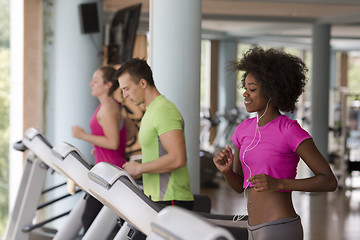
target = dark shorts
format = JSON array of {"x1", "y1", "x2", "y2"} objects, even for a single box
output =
[
  {"x1": 247, "y1": 215, "x2": 303, "y2": 240},
  {"x1": 155, "y1": 200, "x2": 194, "y2": 211}
]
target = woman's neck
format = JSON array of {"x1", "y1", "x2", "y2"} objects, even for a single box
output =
[
  {"x1": 257, "y1": 108, "x2": 281, "y2": 127},
  {"x1": 98, "y1": 95, "x2": 113, "y2": 104}
]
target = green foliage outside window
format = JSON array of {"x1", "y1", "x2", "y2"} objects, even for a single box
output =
[
  {"x1": 0, "y1": 0, "x2": 10, "y2": 236},
  {"x1": 348, "y1": 53, "x2": 360, "y2": 93}
]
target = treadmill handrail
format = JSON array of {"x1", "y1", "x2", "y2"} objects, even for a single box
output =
[
  {"x1": 88, "y1": 162, "x2": 164, "y2": 213},
  {"x1": 24, "y1": 127, "x2": 53, "y2": 148},
  {"x1": 52, "y1": 142, "x2": 92, "y2": 170},
  {"x1": 88, "y1": 162, "x2": 139, "y2": 189}
]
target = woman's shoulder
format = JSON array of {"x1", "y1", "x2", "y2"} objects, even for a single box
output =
[
  {"x1": 100, "y1": 99, "x2": 122, "y2": 114},
  {"x1": 240, "y1": 116, "x2": 256, "y2": 126},
  {"x1": 234, "y1": 117, "x2": 256, "y2": 131},
  {"x1": 103, "y1": 98, "x2": 121, "y2": 107},
  {"x1": 277, "y1": 115, "x2": 307, "y2": 133},
  {"x1": 277, "y1": 115, "x2": 298, "y2": 125}
]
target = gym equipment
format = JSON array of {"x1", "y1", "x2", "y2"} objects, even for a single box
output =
[
  {"x1": 50, "y1": 142, "x2": 124, "y2": 240},
  {"x1": 86, "y1": 160, "x2": 161, "y2": 238},
  {"x1": 5, "y1": 128, "x2": 118, "y2": 240},
  {"x1": 147, "y1": 206, "x2": 235, "y2": 240},
  {"x1": 85, "y1": 159, "x2": 248, "y2": 239},
  {"x1": 54, "y1": 139, "x2": 161, "y2": 239},
  {"x1": 199, "y1": 108, "x2": 249, "y2": 188},
  {"x1": 4, "y1": 128, "x2": 83, "y2": 240},
  {"x1": 6, "y1": 127, "x2": 248, "y2": 239},
  {"x1": 4, "y1": 152, "x2": 50, "y2": 240},
  {"x1": 337, "y1": 91, "x2": 360, "y2": 188},
  {"x1": 6, "y1": 128, "x2": 151, "y2": 240}
]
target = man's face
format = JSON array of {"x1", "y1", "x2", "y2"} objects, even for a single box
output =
[{"x1": 118, "y1": 72, "x2": 145, "y2": 106}]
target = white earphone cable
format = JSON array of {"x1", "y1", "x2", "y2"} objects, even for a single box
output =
[{"x1": 233, "y1": 98, "x2": 271, "y2": 222}]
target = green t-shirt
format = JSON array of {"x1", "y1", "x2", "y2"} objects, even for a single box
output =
[{"x1": 139, "y1": 95, "x2": 193, "y2": 202}]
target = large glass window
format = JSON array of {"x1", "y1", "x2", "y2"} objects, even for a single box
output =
[
  {"x1": 200, "y1": 39, "x2": 211, "y2": 112},
  {"x1": 0, "y1": 0, "x2": 10, "y2": 236},
  {"x1": 349, "y1": 51, "x2": 360, "y2": 92}
]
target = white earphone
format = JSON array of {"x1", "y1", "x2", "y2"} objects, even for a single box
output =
[{"x1": 234, "y1": 96, "x2": 272, "y2": 222}]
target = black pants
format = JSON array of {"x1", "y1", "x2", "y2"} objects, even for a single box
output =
[
  {"x1": 156, "y1": 200, "x2": 194, "y2": 211},
  {"x1": 81, "y1": 194, "x2": 104, "y2": 233}
]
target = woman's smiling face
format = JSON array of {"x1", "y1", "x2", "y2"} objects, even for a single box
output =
[{"x1": 242, "y1": 73, "x2": 267, "y2": 114}]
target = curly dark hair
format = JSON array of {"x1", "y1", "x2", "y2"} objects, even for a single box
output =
[{"x1": 233, "y1": 47, "x2": 308, "y2": 113}]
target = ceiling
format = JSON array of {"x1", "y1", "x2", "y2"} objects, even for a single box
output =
[{"x1": 103, "y1": 0, "x2": 360, "y2": 51}]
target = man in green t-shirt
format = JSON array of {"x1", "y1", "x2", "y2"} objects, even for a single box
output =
[{"x1": 114, "y1": 58, "x2": 194, "y2": 210}]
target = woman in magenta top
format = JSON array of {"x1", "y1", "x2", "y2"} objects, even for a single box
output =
[
  {"x1": 88, "y1": 99, "x2": 126, "y2": 168},
  {"x1": 72, "y1": 66, "x2": 127, "y2": 168},
  {"x1": 71, "y1": 65, "x2": 130, "y2": 234},
  {"x1": 213, "y1": 47, "x2": 338, "y2": 240}
]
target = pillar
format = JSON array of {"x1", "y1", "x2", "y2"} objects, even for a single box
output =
[
  {"x1": 150, "y1": 0, "x2": 202, "y2": 193},
  {"x1": 311, "y1": 23, "x2": 331, "y2": 160},
  {"x1": 218, "y1": 40, "x2": 237, "y2": 114}
]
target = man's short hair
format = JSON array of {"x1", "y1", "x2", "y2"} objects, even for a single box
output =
[{"x1": 114, "y1": 58, "x2": 155, "y2": 87}]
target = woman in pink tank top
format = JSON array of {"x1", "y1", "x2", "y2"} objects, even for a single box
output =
[
  {"x1": 71, "y1": 66, "x2": 133, "y2": 234},
  {"x1": 72, "y1": 66, "x2": 128, "y2": 168}
]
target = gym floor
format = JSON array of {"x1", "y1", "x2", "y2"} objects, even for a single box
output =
[{"x1": 200, "y1": 163, "x2": 360, "y2": 240}]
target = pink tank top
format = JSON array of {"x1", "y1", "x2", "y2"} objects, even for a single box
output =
[{"x1": 89, "y1": 100, "x2": 127, "y2": 168}]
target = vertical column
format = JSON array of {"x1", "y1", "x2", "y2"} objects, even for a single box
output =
[
  {"x1": 218, "y1": 40, "x2": 237, "y2": 114},
  {"x1": 340, "y1": 53, "x2": 348, "y2": 88},
  {"x1": 9, "y1": 0, "x2": 24, "y2": 212},
  {"x1": 150, "y1": 0, "x2": 202, "y2": 193},
  {"x1": 339, "y1": 52, "x2": 349, "y2": 188},
  {"x1": 309, "y1": 24, "x2": 331, "y2": 234},
  {"x1": 311, "y1": 23, "x2": 331, "y2": 160},
  {"x1": 328, "y1": 50, "x2": 337, "y2": 128},
  {"x1": 209, "y1": 40, "x2": 219, "y2": 143},
  {"x1": 23, "y1": 0, "x2": 42, "y2": 132}
]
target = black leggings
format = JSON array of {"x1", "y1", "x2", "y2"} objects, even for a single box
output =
[{"x1": 81, "y1": 195, "x2": 103, "y2": 233}]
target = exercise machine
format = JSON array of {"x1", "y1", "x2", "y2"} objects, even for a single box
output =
[
  {"x1": 52, "y1": 142, "x2": 151, "y2": 240},
  {"x1": 5, "y1": 128, "x2": 118, "y2": 240},
  {"x1": 85, "y1": 157, "x2": 248, "y2": 239},
  {"x1": 147, "y1": 206, "x2": 235, "y2": 240},
  {"x1": 6, "y1": 128, "x2": 248, "y2": 239},
  {"x1": 4, "y1": 128, "x2": 83, "y2": 240}
]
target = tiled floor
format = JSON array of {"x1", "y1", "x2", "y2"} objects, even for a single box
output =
[{"x1": 200, "y1": 171, "x2": 360, "y2": 240}]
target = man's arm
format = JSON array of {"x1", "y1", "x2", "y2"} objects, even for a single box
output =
[{"x1": 123, "y1": 129, "x2": 186, "y2": 177}]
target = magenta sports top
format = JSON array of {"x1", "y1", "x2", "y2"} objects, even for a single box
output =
[
  {"x1": 89, "y1": 100, "x2": 127, "y2": 168},
  {"x1": 232, "y1": 115, "x2": 311, "y2": 190}
]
